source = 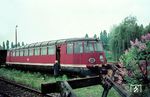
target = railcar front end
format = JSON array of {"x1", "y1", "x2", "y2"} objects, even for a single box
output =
[{"x1": 62, "y1": 39, "x2": 107, "y2": 75}]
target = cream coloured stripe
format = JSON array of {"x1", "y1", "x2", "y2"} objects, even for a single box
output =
[
  {"x1": 61, "y1": 64, "x2": 86, "y2": 67},
  {"x1": 6, "y1": 62, "x2": 87, "y2": 68},
  {"x1": 6, "y1": 62, "x2": 53, "y2": 66}
]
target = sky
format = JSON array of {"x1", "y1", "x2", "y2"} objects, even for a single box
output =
[{"x1": 0, "y1": 0, "x2": 150, "y2": 45}]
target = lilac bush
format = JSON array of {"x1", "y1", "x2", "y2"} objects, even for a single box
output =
[{"x1": 120, "y1": 33, "x2": 150, "y2": 97}]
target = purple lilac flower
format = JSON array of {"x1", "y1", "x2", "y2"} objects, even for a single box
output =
[
  {"x1": 130, "y1": 39, "x2": 140, "y2": 47},
  {"x1": 125, "y1": 50, "x2": 128, "y2": 54},
  {"x1": 141, "y1": 33, "x2": 150, "y2": 41},
  {"x1": 130, "y1": 40, "x2": 134, "y2": 46},
  {"x1": 135, "y1": 39, "x2": 140, "y2": 46},
  {"x1": 145, "y1": 33, "x2": 150, "y2": 41},
  {"x1": 141, "y1": 35, "x2": 146, "y2": 41},
  {"x1": 139, "y1": 43, "x2": 147, "y2": 51}
]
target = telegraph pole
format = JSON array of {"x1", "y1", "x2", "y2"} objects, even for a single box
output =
[{"x1": 15, "y1": 25, "x2": 18, "y2": 48}]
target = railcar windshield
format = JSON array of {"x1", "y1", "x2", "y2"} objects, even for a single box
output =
[
  {"x1": 84, "y1": 42, "x2": 94, "y2": 52},
  {"x1": 84, "y1": 41, "x2": 103, "y2": 52},
  {"x1": 94, "y1": 41, "x2": 103, "y2": 52},
  {"x1": 68, "y1": 40, "x2": 103, "y2": 54}
]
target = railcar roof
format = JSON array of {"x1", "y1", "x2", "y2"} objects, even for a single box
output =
[{"x1": 10, "y1": 38, "x2": 99, "y2": 50}]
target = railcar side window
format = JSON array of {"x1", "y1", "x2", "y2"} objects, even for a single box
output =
[
  {"x1": 10, "y1": 51, "x2": 12, "y2": 56},
  {"x1": 29, "y1": 49, "x2": 33, "y2": 56},
  {"x1": 74, "y1": 42, "x2": 83, "y2": 53},
  {"x1": 20, "y1": 50, "x2": 24, "y2": 56},
  {"x1": 84, "y1": 42, "x2": 94, "y2": 53},
  {"x1": 67, "y1": 43, "x2": 73, "y2": 54},
  {"x1": 41, "y1": 47, "x2": 47, "y2": 55},
  {"x1": 13, "y1": 51, "x2": 15, "y2": 56},
  {"x1": 16, "y1": 50, "x2": 19, "y2": 56},
  {"x1": 24, "y1": 49, "x2": 29, "y2": 56},
  {"x1": 94, "y1": 42, "x2": 103, "y2": 51},
  {"x1": 7, "y1": 51, "x2": 9, "y2": 56},
  {"x1": 48, "y1": 46, "x2": 55, "y2": 55},
  {"x1": 35, "y1": 48, "x2": 40, "y2": 56},
  {"x1": 10, "y1": 51, "x2": 13, "y2": 56}
]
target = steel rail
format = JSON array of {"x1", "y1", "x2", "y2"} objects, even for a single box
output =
[
  {"x1": 0, "y1": 77, "x2": 52, "y2": 97},
  {"x1": 0, "y1": 92, "x2": 11, "y2": 97}
]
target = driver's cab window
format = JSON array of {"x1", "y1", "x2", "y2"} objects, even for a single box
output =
[{"x1": 84, "y1": 41, "x2": 94, "y2": 53}]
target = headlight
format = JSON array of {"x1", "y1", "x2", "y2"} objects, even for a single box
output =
[
  {"x1": 88, "y1": 58, "x2": 96, "y2": 63},
  {"x1": 100, "y1": 55, "x2": 104, "y2": 62}
]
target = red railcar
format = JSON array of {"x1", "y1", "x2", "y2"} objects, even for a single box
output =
[{"x1": 6, "y1": 38, "x2": 106, "y2": 75}]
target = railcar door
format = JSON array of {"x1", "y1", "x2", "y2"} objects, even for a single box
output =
[
  {"x1": 0, "y1": 50, "x2": 7, "y2": 64},
  {"x1": 61, "y1": 42, "x2": 73, "y2": 64},
  {"x1": 56, "y1": 46, "x2": 60, "y2": 64}
]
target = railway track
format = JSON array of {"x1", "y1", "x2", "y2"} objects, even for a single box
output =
[
  {"x1": 0, "y1": 93, "x2": 10, "y2": 97},
  {"x1": 0, "y1": 77, "x2": 59, "y2": 97}
]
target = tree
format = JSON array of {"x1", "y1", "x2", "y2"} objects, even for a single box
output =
[
  {"x1": 94, "y1": 34, "x2": 97, "y2": 38},
  {"x1": 109, "y1": 16, "x2": 143, "y2": 60},
  {"x1": 100, "y1": 31, "x2": 103, "y2": 41},
  {"x1": 100, "y1": 30, "x2": 108, "y2": 49},
  {"x1": 3, "y1": 41, "x2": 5, "y2": 50},
  {"x1": 18, "y1": 42, "x2": 20, "y2": 47},
  {"x1": 22, "y1": 42, "x2": 25, "y2": 46},
  {"x1": 85, "y1": 33, "x2": 89, "y2": 38},
  {"x1": 144, "y1": 23, "x2": 150, "y2": 34},
  {"x1": 11, "y1": 42, "x2": 14, "y2": 48},
  {"x1": 0, "y1": 45, "x2": 2, "y2": 50},
  {"x1": 6, "y1": 40, "x2": 9, "y2": 50}
]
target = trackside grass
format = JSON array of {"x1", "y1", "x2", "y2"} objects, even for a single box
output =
[
  {"x1": 0, "y1": 67, "x2": 120, "y2": 97},
  {"x1": 0, "y1": 67, "x2": 66, "y2": 90},
  {"x1": 74, "y1": 85, "x2": 120, "y2": 97}
]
